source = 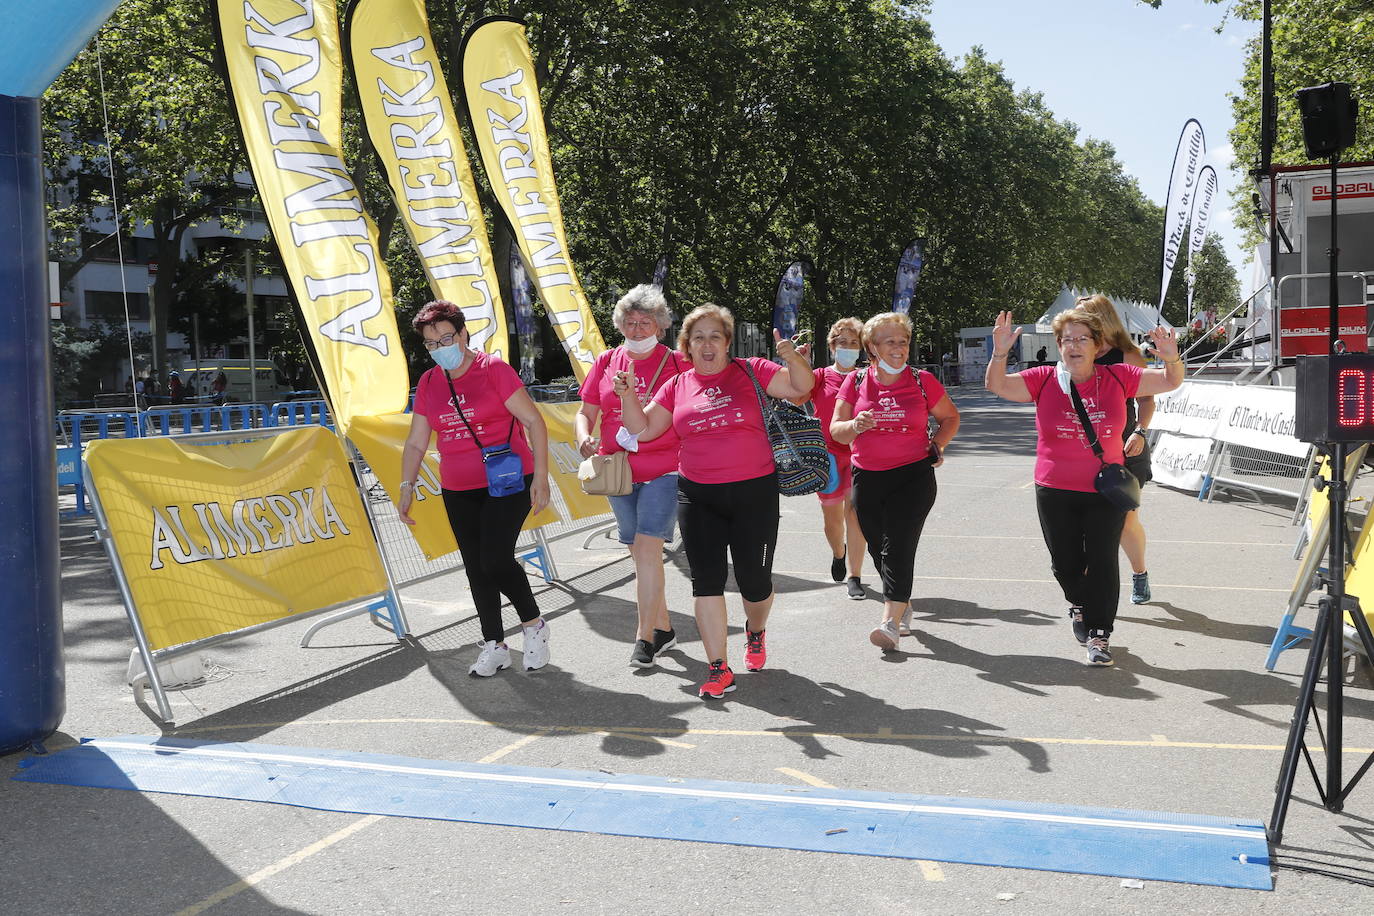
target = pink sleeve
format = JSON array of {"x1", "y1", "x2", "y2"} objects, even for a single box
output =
[
  {"x1": 1113, "y1": 364, "x2": 1144, "y2": 398},
  {"x1": 490, "y1": 358, "x2": 524, "y2": 401},
  {"x1": 1021, "y1": 364, "x2": 1053, "y2": 400},
  {"x1": 414, "y1": 367, "x2": 438, "y2": 420},
  {"x1": 653, "y1": 374, "x2": 678, "y2": 410},
  {"x1": 918, "y1": 370, "x2": 947, "y2": 406},
  {"x1": 836, "y1": 370, "x2": 859, "y2": 405},
  {"x1": 580, "y1": 350, "x2": 610, "y2": 404},
  {"x1": 747, "y1": 356, "x2": 783, "y2": 389}
]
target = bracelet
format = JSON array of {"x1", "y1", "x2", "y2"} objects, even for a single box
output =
[
  {"x1": 991, "y1": 353, "x2": 1008, "y2": 360},
  {"x1": 399, "y1": 480, "x2": 415, "y2": 491},
  {"x1": 1165, "y1": 357, "x2": 1183, "y2": 365}
]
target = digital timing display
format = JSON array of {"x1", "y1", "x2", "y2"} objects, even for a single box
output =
[{"x1": 1296, "y1": 355, "x2": 1374, "y2": 443}]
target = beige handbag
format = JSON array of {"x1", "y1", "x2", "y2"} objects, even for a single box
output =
[
  {"x1": 578, "y1": 349, "x2": 672, "y2": 497},
  {"x1": 578, "y1": 451, "x2": 633, "y2": 496}
]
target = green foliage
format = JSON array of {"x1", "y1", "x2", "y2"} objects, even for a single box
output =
[{"x1": 46, "y1": 0, "x2": 1196, "y2": 388}]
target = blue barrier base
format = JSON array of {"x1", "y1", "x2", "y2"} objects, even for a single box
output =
[{"x1": 15, "y1": 736, "x2": 1272, "y2": 890}]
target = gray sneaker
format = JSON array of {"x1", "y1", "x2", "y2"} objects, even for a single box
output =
[
  {"x1": 1069, "y1": 607, "x2": 1087, "y2": 646},
  {"x1": 869, "y1": 619, "x2": 900, "y2": 651},
  {"x1": 898, "y1": 604, "x2": 913, "y2": 636},
  {"x1": 1086, "y1": 629, "x2": 1113, "y2": 666},
  {"x1": 1131, "y1": 572, "x2": 1152, "y2": 604}
]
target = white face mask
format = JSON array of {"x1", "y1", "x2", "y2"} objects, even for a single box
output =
[
  {"x1": 877, "y1": 358, "x2": 906, "y2": 375},
  {"x1": 623, "y1": 334, "x2": 659, "y2": 355},
  {"x1": 833, "y1": 347, "x2": 860, "y2": 369}
]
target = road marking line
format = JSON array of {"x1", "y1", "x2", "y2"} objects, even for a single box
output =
[
  {"x1": 479, "y1": 730, "x2": 550, "y2": 763},
  {"x1": 174, "y1": 719, "x2": 1374, "y2": 754},
  {"x1": 175, "y1": 733, "x2": 547, "y2": 914},
  {"x1": 775, "y1": 767, "x2": 832, "y2": 788},
  {"x1": 175, "y1": 815, "x2": 383, "y2": 916},
  {"x1": 774, "y1": 769, "x2": 948, "y2": 879}
]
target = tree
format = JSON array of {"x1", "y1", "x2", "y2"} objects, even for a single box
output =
[{"x1": 44, "y1": 0, "x2": 256, "y2": 375}]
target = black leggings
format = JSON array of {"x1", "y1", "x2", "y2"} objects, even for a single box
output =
[
  {"x1": 442, "y1": 476, "x2": 539, "y2": 643},
  {"x1": 1034, "y1": 485, "x2": 1128, "y2": 633},
  {"x1": 677, "y1": 473, "x2": 778, "y2": 601},
  {"x1": 852, "y1": 461, "x2": 938, "y2": 603}
]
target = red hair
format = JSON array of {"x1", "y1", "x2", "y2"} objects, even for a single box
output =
[{"x1": 412, "y1": 299, "x2": 466, "y2": 333}]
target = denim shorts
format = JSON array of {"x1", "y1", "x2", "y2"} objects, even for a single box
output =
[{"x1": 609, "y1": 472, "x2": 679, "y2": 544}]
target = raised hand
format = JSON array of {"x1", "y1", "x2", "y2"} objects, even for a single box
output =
[
  {"x1": 613, "y1": 360, "x2": 636, "y2": 398},
  {"x1": 1146, "y1": 324, "x2": 1180, "y2": 362},
  {"x1": 773, "y1": 328, "x2": 800, "y2": 359},
  {"x1": 992, "y1": 310, "x2": 1022, "y2": 355}
]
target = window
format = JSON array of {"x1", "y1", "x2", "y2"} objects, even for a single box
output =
[{"x1": 85, "y1": 290, "x2": 149, "y2": 320}]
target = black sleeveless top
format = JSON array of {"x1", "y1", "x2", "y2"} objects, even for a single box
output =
[{"x1": 1095, "y1": 347, "x2": 1138, "y2": 442}]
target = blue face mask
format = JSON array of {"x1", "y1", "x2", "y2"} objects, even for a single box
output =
[
  {"x1": 833, "y1": 347, "x2": 860, "y2": 369},
  {"x1": 431, "y1": 343, "x2": 466, "y2": 371},
  {"x1": 877, "y1": 358, "x2": 906, "y2": 375}
]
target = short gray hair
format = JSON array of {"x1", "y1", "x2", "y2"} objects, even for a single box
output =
[{"x1": 612, "y1": 284, "x2": 673, "y2": 335}]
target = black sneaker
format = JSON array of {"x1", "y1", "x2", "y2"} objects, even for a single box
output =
[
  {"x1": 1131, "y1": 572, "x2": 1151, "y2": 604},
  {"x1": 1068, "y1": 607, "x2": 1087, "y2": 646},
  {"x1": 846, "y1": 577, "x2": 865, "y2": 600},
  {"x1": 1086, "y1": 629, "x2": 1113, "y2": 666},
  {"x1": 652, "y1": 627, "x2": 677, "y2": 654},
  {"x1": 831, "y1": 550, "x2": 847, "y2": 583},
  {"x1": 629, "y1": 639, "x2": 656, "y2": 669}
]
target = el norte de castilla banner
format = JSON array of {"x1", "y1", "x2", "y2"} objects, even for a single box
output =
[
  {"x1": 345, "y1": 0, "x2": 509, "y2": 362},
  {"x1": 461, "y1": 16, "x2": 606, "y2": 382},
  {"x1": 212, "y1": 0, "x2": 408, "y2": 433}
]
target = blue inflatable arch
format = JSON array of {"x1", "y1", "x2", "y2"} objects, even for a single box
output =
[{"x1": 0, "y1": 0, "x2": 125, "y2": 754}]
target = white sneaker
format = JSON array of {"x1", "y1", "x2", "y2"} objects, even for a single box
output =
[
  {"x1": 869, "y1": 619, "x2": 900, "y2": 651},
  {"x1": 522, "y1": 619, "x2": 551, "y2": 671},
  {"x1": 898, "y1": 604, "x2": 913, "y2": 636},
  {"x1": 469, "y1": 640, "x2": 511, "y2": 677}
]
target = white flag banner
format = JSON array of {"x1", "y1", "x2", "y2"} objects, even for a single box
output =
[
  {"x1": 1185, "y1": 165, "x2": 1219, "y2": 314},
  {"x1": 1150, "y1": 381, "x2": 1232, "y2": 438},
  {"x1": 1159, "y1": 119, "x2": 1206, "y2": 319},
  {"x1": 1151, "y1": 432, "x2": 1214, "y2": 492}
]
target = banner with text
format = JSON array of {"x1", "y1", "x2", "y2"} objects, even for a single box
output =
[
  {"x1": 345, "y1": 0, "x2": 508, "y2": 360},
  {"x1": 85, "y1": 427, "x2": 389, "y2": 651},
  {"x1": 1150, "y1": 432, "x2": 1213, "y2": 492},
  {"x1": 1210, "y1": 385, "x2": 1307, "y2": 458},
  {"x1": 212, "y1": 0, "x2": 407, "y2": 432},
  {"x1": 1158, "y1": 118, "x2": 1206, "y2": 317},
  {"x1": 1185, "y1": 164, "x2": 1218, "y2": 314},
  {"x1": 460, "y1": 16, "x2": 606, "y2": 381},
  {"x1": 1149, "y1": 381, "x2": 1231, "y2": 438}
]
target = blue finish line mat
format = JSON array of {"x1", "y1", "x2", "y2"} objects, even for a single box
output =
[{"x1": 15, "y1": 736, "x2": 1271, "y2": 890}]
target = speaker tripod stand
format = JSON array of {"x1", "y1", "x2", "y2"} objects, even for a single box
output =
[{"x1": 1270, "y1": 440, "x2": 1374, "y2": 843}]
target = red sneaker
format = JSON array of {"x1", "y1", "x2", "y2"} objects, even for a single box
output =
[
  {"x1": 744, "y1": 628, "x2": 767, "y2": 671},
  {"x1": 698, "y1": 659, "x2": 736, "y2": 699}
]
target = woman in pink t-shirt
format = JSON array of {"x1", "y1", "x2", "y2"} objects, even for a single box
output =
[
  {"x1": 986, "y1": 307, "x2": 1183, "y2": 667},
  {"x1": 575, "y1": 285, "x2": 686, "y2": 670},
  {"x1": 831, "y1": 312, "x2": 961, "y2": 652},
  {"x1": 792, "y1": 317, "x2": 869, "y2": 599},
  {"x1": 616, "y1": 304, "x2": 814, "y2": 700},
  {"x1": 397, "y1": 300, "x2": 552, "y2": 679}
]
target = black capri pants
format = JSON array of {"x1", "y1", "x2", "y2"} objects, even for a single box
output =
[
  {"x1": 852, "y1": 460, "x2": 938, "y2": 604},
  {"x1": 442, "y1": 475, "x2": 540, "y2": 643},
  {"x1": 1034, "y1": 485, "x2": 1128, "y2": 634},
  {"x1": 677, "y1": 472, "x2": 779, "y2": 601}
]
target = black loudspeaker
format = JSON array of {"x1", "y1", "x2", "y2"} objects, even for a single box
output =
[{"x1": 1295, "y1": 82, "x2": 1358, "y2": 159}]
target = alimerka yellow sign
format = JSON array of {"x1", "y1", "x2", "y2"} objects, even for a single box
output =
[
  {"x1": 212, "y1": 0, "x2": 407, "y2": 431},
  {"x1": 85, "y1": 427, "x2": 389, "y2": 651},
  {"x1": 461, "y1": 16, "x2": 607, "y2": 381},
  {"x1": 346, "y1": 0, "x2": 508, "y2": 361}
]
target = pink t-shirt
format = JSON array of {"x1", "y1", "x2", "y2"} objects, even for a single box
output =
[
  {"x1": 579, "y1": 344, "x2": 685, "y2": 482},
  {"x1": 837, "y1": 367, "x2": 947, "y2": 471},
  {"x1": 414, "y1": 352, "x2": 534, "y2": 491},
  {"x1": 652, "y1": 356, "x2": 782, "y2": 484},
  {"x1": 1022, "y1": 364, "x2": 1143, "y2": 492},
  {"x1": 809, "y1": 366, "x2": 854, "y2": 460}
]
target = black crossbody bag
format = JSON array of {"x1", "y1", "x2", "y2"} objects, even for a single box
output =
[{"x1": 1067, "y1": 373, "x2": 1141, "y2": 512}]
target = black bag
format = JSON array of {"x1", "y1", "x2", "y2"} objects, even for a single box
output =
[
  {"x1": 737, "y1": 360, "x2": 831, "y2": 496},
  {"x1": 1068, "y1": 375, "x2": 1141, "y2": 512}
]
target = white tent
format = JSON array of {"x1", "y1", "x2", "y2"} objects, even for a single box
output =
[{"x1": 1035, "y1": 285, "x2": 1174, "y2": 337}]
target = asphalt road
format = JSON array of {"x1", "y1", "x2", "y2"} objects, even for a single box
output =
[{"x1": 4, "y1": 387, "x2": 1373, "y2": 914}]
